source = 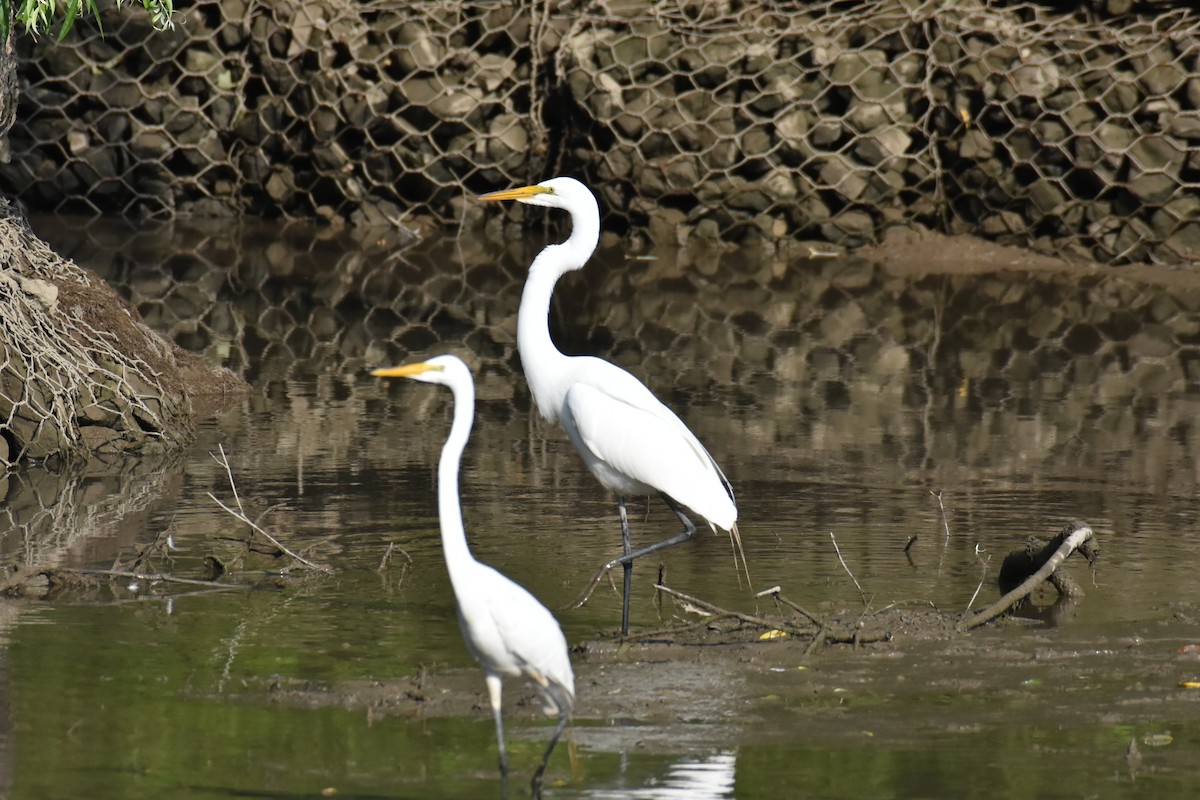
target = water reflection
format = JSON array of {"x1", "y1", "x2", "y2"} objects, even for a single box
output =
[
  {"x1": 586, "y1": 751, "x2": 737, "y2": 799},
  {"x1": 3, "y1": 216, "x2": 1199, "y2": 798}
]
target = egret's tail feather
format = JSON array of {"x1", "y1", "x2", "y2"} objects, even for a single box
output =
[{"x1": 728, "y1": 522, "x2": 752, "y2": 590}]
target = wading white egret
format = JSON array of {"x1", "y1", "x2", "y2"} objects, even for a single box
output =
[
  {"x1": 479, "y1": 177, "x2": 747, "y2": 636},
  {"x1": 372, "y1": 355, "x2": 575, "y2": 800}
]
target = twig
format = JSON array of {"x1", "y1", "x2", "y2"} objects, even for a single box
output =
[
  {"x1": 760, "y1": 586, "x2": 826, "y2": 627},
  {"x1": 209, "y1": 445, "x2": 332, "y2": 574},
  {"x1": 931, "y1": 491, "x2": 951, "y2": 541},
  {"x1": 623, "y1": 612, "x2": 741, "y2": 642},
  {"x1": 958, "y1": 523, "x2": 1094, "y2": 631},
  {"x1": 829, "y1": 531, "x2": 868, "y2": 606},
  {"x1": 378, "y1": 542, "x2": 413, "y2": 572},
  {"x1": 69, "y1": 568, "x2": 249, "y2": 589},
  {"x1": 569, "y1": 562, "x2": 620, "y2": 609},
  {"x1": 654, "y1": 584, "x2": 811, "y2": 636},
  {"x1": 965, "y1": 544, "x2": 991, "y2": 612}
]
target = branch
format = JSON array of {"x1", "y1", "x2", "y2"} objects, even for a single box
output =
[
  {"x1": 958, "y1": 523, "x2": 1095, "y2": 631},
  {"x1": 209, "y1": 445, "x2": 333, "y2": 574},
  {"x1": 830, "y1": 531, "x2": 869, "y2": 606}
]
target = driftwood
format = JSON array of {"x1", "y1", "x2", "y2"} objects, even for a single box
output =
[{"x1": 959, "y1": 520, "x2": 1098, "y2": 632}]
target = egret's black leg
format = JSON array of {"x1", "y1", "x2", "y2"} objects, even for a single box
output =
[
  {"x1": 619, "y1": 496, "x2": 632, "y2": 636},
  {"x1": 602, "y1": 493, "x2": 698, "y2": 570},
  {"x1": 530, "y1": 709, "x2": 570, "y2": 799},
  {"x1": 572, "y1": 494, "x2": 701, "y2": 618}
]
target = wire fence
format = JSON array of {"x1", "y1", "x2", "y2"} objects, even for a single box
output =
[{"x1": 1, "y1": 0, "x2": 1198, "y2": 265}]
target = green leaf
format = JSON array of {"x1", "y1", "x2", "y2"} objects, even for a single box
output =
[{"x1": 56, "y1": 0, "x2": 81, "y2": 42}]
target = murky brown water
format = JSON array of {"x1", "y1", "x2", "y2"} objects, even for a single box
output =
[{"x1": 3, "y1": 217, "x2": 1199, "y2": 798}]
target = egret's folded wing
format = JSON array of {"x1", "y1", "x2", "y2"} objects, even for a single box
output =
[
  {"x1": 565, "y1": 382, "x2": 736, "y2": 528},
  {"x1": 478, "y1": 565, "x2": 576, "y2": 707}
]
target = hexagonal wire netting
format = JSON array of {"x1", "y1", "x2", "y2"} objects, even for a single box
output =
[
  {"x1": 2, "y1": 0, "x2": 1199, "y2": 265},
  {"x1": 3, "y1": 0, "x2": 556, "y2": 225}
]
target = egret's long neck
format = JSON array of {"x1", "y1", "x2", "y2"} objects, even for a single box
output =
[
  {"x1": 517, "y1": 201, "x2": 600, "y2": 421},
  {"x1": 438, "y1": 379, "x2": 477, "y2": 588}
]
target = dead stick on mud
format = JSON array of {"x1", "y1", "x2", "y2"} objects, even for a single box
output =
[
  {"x1": 208, "y1": 444, "x2": 333, "y2": 574},
  {"x1": 958, "y1": 522, "x2": 1095, "y2": 632},
  {"x1": 623, "y1": 612, "x2": 741, "y2": 643},
  {"x1": 654, "y1": 584, "x2": 810, "y2": 636},
  {"x1": 758, "y1": 585, "x2": 826, "y2": 627}
]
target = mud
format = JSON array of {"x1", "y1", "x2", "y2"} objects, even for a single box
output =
[{"x1": 220, "y1": 597, "x2": 1200, "y2": 757}]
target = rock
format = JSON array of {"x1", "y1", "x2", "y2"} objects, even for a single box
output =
[
  {"x1": 821, "y1": 210, "x2": 875, "y2": 244},
  {"x1": 819, "y1": 155, "x2": 868, "y2": 201},
  {"x1": 959, "y1": 128, "x2": 994, "y2": 160},
  {"x1": 1164, "y1": 113, "x2": 1200, "y2": 141},
  {"x1": 1009, "y1": 55, "x2": 1060, "y2": 99},
  {"x1": 185, "y1": 48, "x2": 222, "y2": 75},
  {"x1": 1127, "y1": 172, "x2": 1177, "y2": 205},
  {"x1": 399, "y1": 75, "x2": 483, "y2": 121},
  {"x1": 1129, "y1": 135, "x2": 1184, "y2": 172},
  {"x1": 1163, "y1": 223, "x2": 1200, "y2": 260},
  {"x1": 776, "y1": 107, "x2": 810, "y2": 144},
  {"x1": 79, "y1": 425, "x2": 123, "y2": 452},
  {"x1": 854, "y1": 127, "x2": 911, "y2": 164},
  {"x1": 265, "y1": 169, "x2": 295, "y2": 203},
  {"x1": 1098, "y1": 79, "x2": 1139, "y2": 115},
  {"x1": 486, "y1": 114, "x2": 528, "y2": 168}
]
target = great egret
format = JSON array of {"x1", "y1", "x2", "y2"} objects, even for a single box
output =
[
  {"x1": 372, "y1": 355, "x2": 575, "y2": 799},
  {"x1": 479, "y1": 177, "x2": 746, "y2": 636}
]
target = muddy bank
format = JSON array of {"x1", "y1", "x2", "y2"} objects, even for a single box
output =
[
  {"x1": 0, "y1": 204, "x2": 246, "y2": 465},
  {"x1": 225, "y1": 603, "x2": 1200, "y2": 758}
]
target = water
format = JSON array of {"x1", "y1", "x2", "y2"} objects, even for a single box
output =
[{"x1": 3, "y1": 217, "x2": 1199, "y2": 798}]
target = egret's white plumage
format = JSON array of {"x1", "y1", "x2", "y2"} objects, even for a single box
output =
[
  {"x1": 479, "y1": 177, "x2": 746, "y2": 636},
  {"x1": 372, "y1": 355, "x2": 574, "y2": 799}
]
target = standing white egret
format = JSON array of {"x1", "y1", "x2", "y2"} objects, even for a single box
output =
[
  {"x1": 372, "y1": 355, "x2": 575, "y2": 800},
  {"x1": 479, "y1": 177, "x2": 747, "y2": 636}
]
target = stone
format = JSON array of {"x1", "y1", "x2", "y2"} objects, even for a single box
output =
[
  {"x1": 775, "y1": 107, "x2": 810, "y2": 143},
  {"x1": 854, "y1": 127, "x2": 911, "y2": 164},
  {"x1": 396, "y1": 22, "x2": 445, "y2": 72},
  {"x1": 1098, "y1": 79, "x2": 1139, "y2": 115},
  {"x1": 958, "y1": 128, "x2": 993, "y2": 160},
  {"x1": 185, "y1": 48, "x2": 222, "y2": 75},
  {"x1": 265, "y1": 169, "x2": 294, "y2": 202},
  {"x1": 487, "y1": 113, "x2": 528, "y2": 154},
  {"x1": 819, "y1": 155, "x2": 868, "y2": 201},
  {"x1": 810, "y1": 120, "x2": 842, "y2": 147},
  {"x1": 79, "y1": 425, "x2": 123, "y2": 452},
  {"x1": 1128, "y1": 135, "x2": 1184, "y2": 172},
  {"x1": 1127, "y1": 172, "x2": 1177, "y2": 204},
  {"x1": 1164, "y1": 113, "x2": 1200, "y2": 141},
  {"x1": 1027, "y1": 179, "x2": 1065, "y2": 214},
  {"x1": 821, "y1": 210, "x2": 875, "y2": 244},
  {"x1": 1164, "y1": 223, "x2": 1200, "y2": 260}
]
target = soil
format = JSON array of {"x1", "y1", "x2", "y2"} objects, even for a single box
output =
[
  {"x1": 857, "y1": 228, "x2": 1200, "y2": 289},
  {"x1": 218, "y1": 596, "x2": 1200, "y2": 754}
]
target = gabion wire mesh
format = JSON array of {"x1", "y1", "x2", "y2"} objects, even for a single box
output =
[
  {"x1": 2, "y1": 0, "x2": 555, "y2": 226},
  {"x1": 2, "y1": 0, "x2": 1199, "y2": 265},
  {"x1": 563, "y1": 0, "x2": 1200, "y2": 264}
]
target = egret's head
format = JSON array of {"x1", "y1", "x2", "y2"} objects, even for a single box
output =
[
  {"x1": 371, "y1": 354, "x2": 467, "y2": 386},
  {"x1": 479, "y1": 176, "x2": 594, "y2": 211}
]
